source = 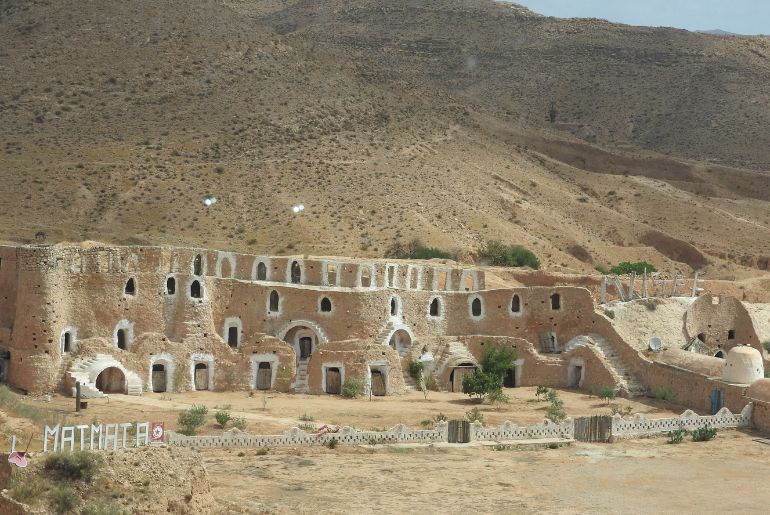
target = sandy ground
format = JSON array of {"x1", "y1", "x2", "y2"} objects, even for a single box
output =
[
  {"x1": 200, "y1": 430, "x2": 770, "y2": 514},
  {"x1": 20, "y1": 387, "x2": 684, "y2": 441}
]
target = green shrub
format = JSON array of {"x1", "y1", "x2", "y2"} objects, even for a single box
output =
[
  {"x1": 652, "y1": 386, "x2": 677, "y2": 402},
  {"x1": 609, "y1": 261, "x2": 657, "y2": 275},
  {"x1": 461, "y1": 370, "x2": 499, "y2": 401},
  {"x1": 599, "y1": 387, "x2": 617, "y2": 405},
  {"x1": 548, "y1": 442, "x2": 559, "y2": 449},
  {"x1": 604, "y1": 309, "x2": 615, "y2": 319},
  {"x1": 8, "y1": 475, "x2": 49, "y2": 503},
  {"x1": 487, "y1": 388, "x2": 511, "y2": 407},
  {"x1": 546, "y1": 392, "x2": 567, "y2": 424},
  {"x1": 433, "y1": 412, "x2": 448, "y2": 422},
  {"x1": 298, "y1": 413, "x2": 315, "y2": 422},
  {"x1": 465, "y1": 406, "x2": 485, "y2": 426},
  {"x1": 408, "y1": 360, "x2": 424, "y2": 380},
  {"x1": 327, "y1": 437, "x2": 338, "y2": 449},
  {"x1": 256, "y1": 447, "x2": 269, "y2": 456},
  {"x1": 214, "y1": 410, "x2": 232, "y2": 429},
  {"x1": 536, "y1": 385, "x2": 550, "y2": 400},
  {"x1": 645, "y1": 299, "x2": 658, "y2": 311},
  {"x1": 231, "y1": 417, "x2": 248, "y2": 431},
  {"x1": 341, "y1": 378, "x2": 363, "y2": 398},
  {"x1": 385, "y1": 239, "x2": 452, "y2": 260},
  {"x1": 481, "y1": 346, "x2": 517, "y2": 381},
  {"x1": 177, "y1": 405, "x2": 208, "y2": 435},
  {"x1": 44, "y1": 451, "x2": 103, "y2": 482},
  {"x1": 50, "y1": 484, "x2": 79, "y2": 513},
  {"x1": 424, "y1": 372, "x2": 439, "y2": 391},
  {"x1": 762, "y1": 340, "x2": 770, "y2": 353},
  {"x1": 692, "y1": 424, "x2": 717, "y2": 442},
  {"x1": 668, "y1": 427, "x2": 688, "y2": 444},
  {"x1": 478, "y1": 240, "x2": 540, "y2": 269}
]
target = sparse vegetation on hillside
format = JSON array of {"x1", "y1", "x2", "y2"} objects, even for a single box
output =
[
  {"x1": 478, "y1": 240, "x2": 540, "y2": 269},
  {"x1": 385, "y1": 239, "x2": 453, "y2": 260},
  {"x1": 610, "y1": 261, "x2": 658, "y2": 275}
]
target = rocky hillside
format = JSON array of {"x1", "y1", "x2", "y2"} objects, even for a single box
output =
[{"x1": 1, "y1": 0, "x2": 769, "y2": 277}]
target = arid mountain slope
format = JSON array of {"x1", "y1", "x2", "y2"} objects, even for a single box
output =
[{"x1": 1, "y1": 0, "x2": 769, "y2": 277}]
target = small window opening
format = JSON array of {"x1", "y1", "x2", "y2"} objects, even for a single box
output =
[
  {"x1": 117, "y1": 329, "x2": 127, "y2": 350},
  {"x1": 697, "y1": 332, "x2": 706, "y2": 343},
  {"x1": 727, "y1": 329, "x2": 736, "y2": 340},
  {"x1": 390, "y1": 297, "x2": 398, "y2": 316},
  {"x1": 511, "y1": 295, "x2": 521, "y2": 313},
  {"x1": 190, "y1": 280, "x2": 202, "y2": 299},
  {"x1": 320, "y1": 297, "x2": 332, "y2": 312},
  {"x1": 269, "y1": 290, "x2": 279, "y2": 312},
  {"x1": 62, "y1": 332, "x2": 71, "y2": 353},
  {"x1": 193, "y1": 254, "x2": 202, "y2": 275},
  {"x1": 471, "y1": 298, "x2": 482, "y2": 317},
  {"x1": 257, "y1": 262, "x2": 267, "y2": 280},
  {"x1": 227, "y1": 326, "x2": 238, "y2": 347},
  {"x1": 429, "y1": 298, "x2": 440, "y2": 317},
  {"x1": 124, "y1": 278, "x2": 136, "y2": 295},
  {"x1": 166, "y1": 277, "x2": 176, "y2": 295},
  {"x1": 550, "y1": 293, "x2": 561, "y2": 310}
]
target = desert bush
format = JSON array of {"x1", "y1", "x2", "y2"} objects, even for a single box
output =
[
  {"x1": 177, "y1": 405, "x2": 208, "y2": 435},
  {"x1": 668, "y1": 426, "x2": 688, "y2": 444},
  {"x1": 610, "y1": 261, "x2": 657, "y2": 275},
  {"x1": 478, "y1": 240, "x2": 540, "y2": 269},
  {"x1": 327, "y1": 437, "x2": 338, "y2": 449},
  {"x1": 692, "y1": 424, "x2": 717, "y2": 442},
  {"x1": 481, "y1": 346, "x2": 517, "y2": 381},
  {"x1": 385, "y1": 239, "x2": 452, "y2": 260},
  {"x1": 341, "y1": 378, "x2": 363, "y2": 398},
  {"x1": 604, "y1": 309, "x2": 615, "y2": 319},
  {"x1": 215, "y1": 410, "x2": 232, "y2": 428},
  {"x1": 433, "y1": 412, "x2": 448, "y2": 422},
  {"x1": 50, "y1": 484, "x2": 79, "y2": 513},
  {"x1": 44, "y1": 451, "x2": 103, "y2": 482},
  {"x1": 461, "y1": 370, "x2": 499, "y2": 401},
  {"x1": 298, "y1": 413, "x2": 315, "y2": 422},
  {"x1": 256, "y1": 447, "x2": 269, "y2": 456},
  {"x1": 424, "y1": 372, "x2": 439, "y2": 391},
  {"x1": 487, "y1": 388, "x2": 511, "y2": 407},
  {"x1": 762, "y1": 340, "x2": 770, "y2": 353},
  {"x1": 536, "y1": 385, "x2": 550, "y2": 400},
  {"x1": 465, "y1": 406, "x2": 485, "y2": 426},
  {"x1": 645, "y1": 299, "x2": 658, "y2": 311},
  {"x1": 8, "y1": 475, "x2": 49, "y2": 503},
  {"x1": 546, "y1": 392, "x2": 567, "y2": 424},
  {"x1": 652, "y1": 386, "x2": 677, "y2": 402},
  {"x1": 231, "y1": 417, "x2": 248, "y2": 431}
]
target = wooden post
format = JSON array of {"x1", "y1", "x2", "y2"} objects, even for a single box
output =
[{"x1": 76, "y1": 381, "x2": 81, "y2": 412}]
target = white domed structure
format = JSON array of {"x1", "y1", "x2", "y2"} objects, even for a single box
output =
[{"x1": 722, "y1": 345, "x2": 764, "y2": 384}]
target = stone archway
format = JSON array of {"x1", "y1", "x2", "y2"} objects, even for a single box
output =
[{"x1": 95, "y1": 367, "x2": 126, "y2": 394}]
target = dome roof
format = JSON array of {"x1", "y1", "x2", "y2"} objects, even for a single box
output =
[{"x1": 722, "y1": 345, "x2": 764, "y2": 384}]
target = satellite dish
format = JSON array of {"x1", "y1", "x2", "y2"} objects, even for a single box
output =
[{"x1": 648, "y1": 337, "x2": 662, "y2": 352}]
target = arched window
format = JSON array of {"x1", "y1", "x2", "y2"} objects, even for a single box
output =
[
  {"x1": 511, "y1": 295, "x2": 521, "y2": 313},
  {"x1": 320, "y1": 297, "x2": 332, "y2": 312},
  {"x1": 256, "y1": 262, "x2": 267, "y2": 281},
  {"x1": 125, "y1": 278, "x2": 136, "y2": 295},
  {"x1": 61, "y1": 331, "x2": 72, "y2": 353},
  {"x1": 190, "y1": 280, "x2": 202, "y2": 299},
  {"x1": 429, "y1": 298, "x2": 440, "y2": 317},
  {"x1": 471, "y1": 298, "x2": 482, "y2": 317},
  {"x1": 193, "y1": 254, "x2": 202, "y2": 275},
  {"x1": 166, "y1": 277, "x2": 176, "y2": 295},
  {"x1": 290, "y1": 261, "x2": 301, "y2": 284},
  {"x1": 550, "y1": 293, "x2": 561, "y2": 310},
  {"x1": 269, "y1": 290, "x2": 279, "y2": 312},
  {"x1": 117, "y1": 329, "x2": 127, "y2": 350}
]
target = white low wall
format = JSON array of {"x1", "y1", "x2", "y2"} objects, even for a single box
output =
[
  {"x1": 472, "y1": 419, "x2": 574, "y2": 441},
  {"x1": 611, "y1": 404, "x2": 752, "y2": 439}
]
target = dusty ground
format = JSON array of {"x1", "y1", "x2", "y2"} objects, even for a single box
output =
[
  {"x1": 19, "y1": 387, "x2": 683, "y2": 444},
  {"x1": 200, "y1": 430, "x2": 770, "y2": 514}
]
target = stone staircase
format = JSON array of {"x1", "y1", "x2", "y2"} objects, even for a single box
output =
[
  {"x1": 66, "y1": 354, "x2": 143, "y2": 398},
  {"x1": 402, "y1": 365, "x2": 417, "y2": 391},
  {"x1": 56, "y1": 355, "x2": 74, "y2": 394},
  {"x1": 430, "y1": 341, "x2": 477, "y2": 380},
  {"x1": 292, "y1": 360, "x2": 310, "y2": 393},
  {"x1": 588, "y1": 334, "x2": 646, "y2": 397}
]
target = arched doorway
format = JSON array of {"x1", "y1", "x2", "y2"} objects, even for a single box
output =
[
  {"x1": 152, "y1": 364, "x2": 167, "y2": 393},
  {"x1": 95, "y1": 367, "x2": 126, "y2": 394},
  {"x1": 282, "y1": 324, "x2": 323, "y2": 365},
  {"x1": 388, "y1": 329, "x2": 412, "y2": 354},
  {"x1": 449, "y1": 362, "x2": 477, "y2": 393},
  {"x1": 256, "y1": 362, "x2": 272, "y2": 390},
  {"x1": 194, "y1": 363, "x2": 209, "y2": 390}
]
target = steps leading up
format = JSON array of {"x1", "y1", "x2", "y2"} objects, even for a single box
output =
[{"x1": 66, "y1": 354, "x2": 143, "y2": 398}]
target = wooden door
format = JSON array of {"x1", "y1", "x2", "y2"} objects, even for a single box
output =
[
  {"x1": 371, "y1": 370, "x2": 386, "y2": 396},
  {"x1": 152, "y1": 365, "x2": 166, "y2": 393},
  {"x1": 299, "y1": 337, "x2": 312, "y2": 359},
  {"x1": 194, "y1": 364, "x2": 209, "y2": 390},
  {"x1": 448, "y1": 420, "x2": 471, "y2": 443},
  {"x1": 256, "y1": 362, "x2": 272, "y2": 390},
  {"x1": 326, "y1": 368, "x2": 341, "y2": 394},
  {"x1": 451, "y1": 367, "x2": 474, "y2": 392}
]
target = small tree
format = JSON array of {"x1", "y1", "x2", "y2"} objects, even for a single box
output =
[
  {"x1": 481, "y1": 346, "x2": 517, "y2": 382},
  {"x1": 462, "y1": 370, "x2": 495, "y2": 402},
  {"x1": 545, "y1": 391, "x2": 566, "y2": 423},
  {"x1": 599, "y1": 387, "x2": 617, "y2": 405},
  {"x1": 215, "y1": 410, "x2": 232, "y2": 429}
]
